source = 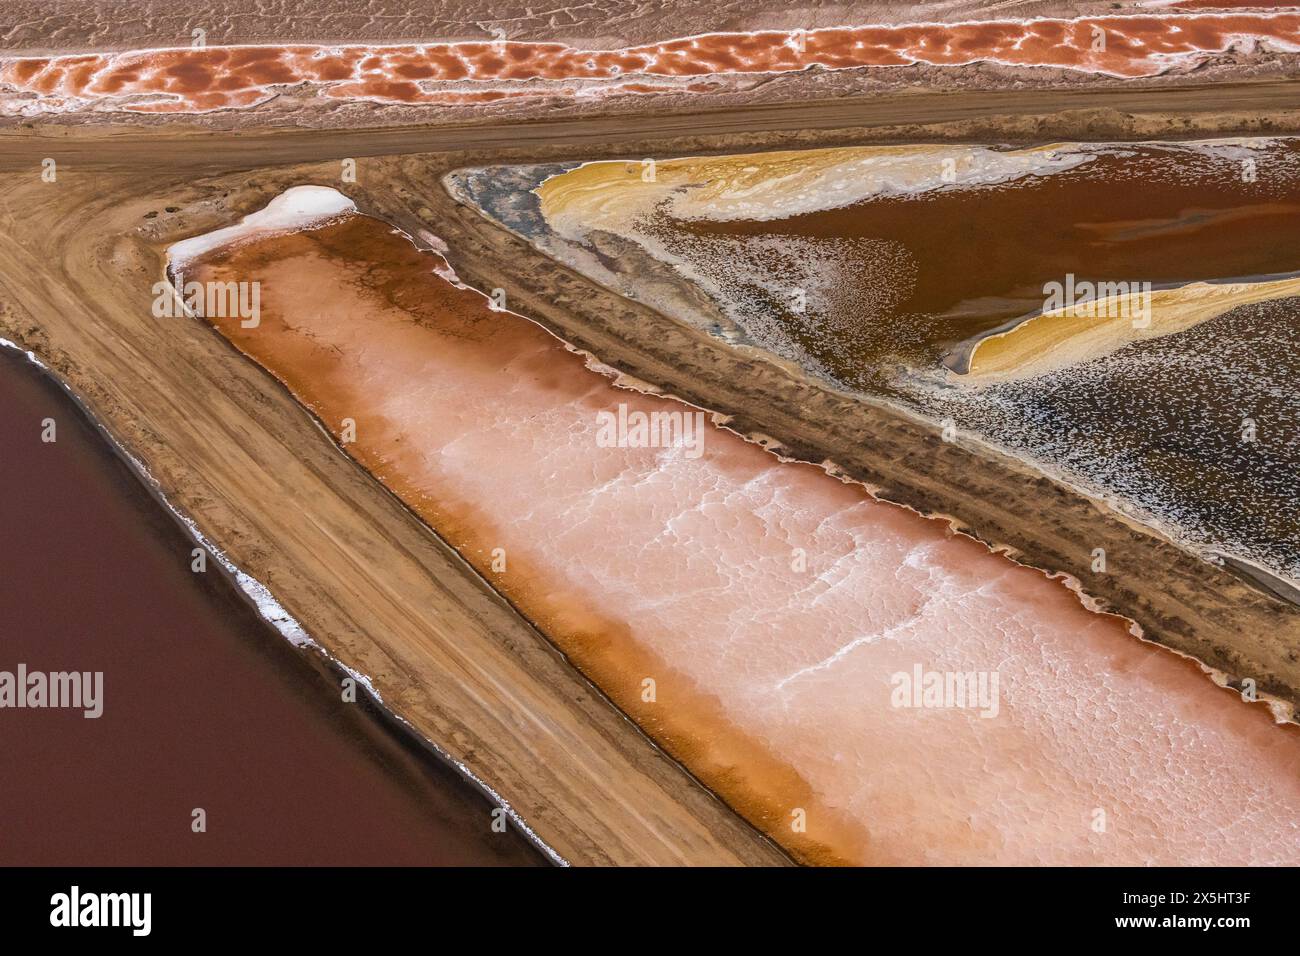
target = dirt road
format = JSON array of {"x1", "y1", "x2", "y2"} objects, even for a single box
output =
[{"x1": 5, "y1": 78, "x2": 1300, "y2": 169}]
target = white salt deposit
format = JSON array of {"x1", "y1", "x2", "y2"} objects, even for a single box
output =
[{"x1": 169, "y1": 186, "x2": 356, "y2": 266}]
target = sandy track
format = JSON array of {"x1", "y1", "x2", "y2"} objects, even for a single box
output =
[
  {"x1": 2, "y1": 80, "x2": 1300, "y2": 865},
  {"x1": 6, "y1": 77, "x2": 1300, "y2": 162}
]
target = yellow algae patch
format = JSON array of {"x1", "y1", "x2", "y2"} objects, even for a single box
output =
[
  {"x1": 963, "y1": 274, "x2": 1300, "y2": 383},
  {"x1": 536, "y1": 143, "x2": 1092, "y2": 236}
]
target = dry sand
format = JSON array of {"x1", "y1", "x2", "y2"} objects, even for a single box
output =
[{"x1": 962, "y1": 273, "x2": 1300, "y2": 380}]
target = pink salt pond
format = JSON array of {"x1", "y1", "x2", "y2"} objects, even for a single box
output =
[{"x1": 178, "y1": 207, "x2": 1300, "y2": 865}]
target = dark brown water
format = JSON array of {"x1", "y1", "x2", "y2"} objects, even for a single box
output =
[
  {"x1": 0, "y1": 348, "x2": 546, "y2": 866},
  {"x1": 665, "y1": 141, "x2": 1300, "y2": 392}
]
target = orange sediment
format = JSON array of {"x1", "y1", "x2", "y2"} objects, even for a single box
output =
[{"x1": 180, "y1": 212, "x2": 1300, "y2": 865}]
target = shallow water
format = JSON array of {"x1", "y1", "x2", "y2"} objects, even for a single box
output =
[
  {"x1": 182, "y1": 211, "x2": 1300, "y2": 865},
  {"x1": 0, "y1": 348, "x2": 544, "y2": 866}
]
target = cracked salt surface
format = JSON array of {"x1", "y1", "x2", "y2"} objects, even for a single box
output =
[{"x1": 176, "y1": 202, "x2": 1300, "y2": 864}]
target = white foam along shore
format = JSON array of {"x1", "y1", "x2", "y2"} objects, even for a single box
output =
[{"x1": 168, "y1": 185, "x2": 357, "y2": 268}]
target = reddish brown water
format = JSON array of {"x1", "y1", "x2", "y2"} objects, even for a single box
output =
[
  {"x1": 0, "y1": 348, "x2": 545, "y2": 866},
  {"x1": 3, "y1": 13, "x2": 1298, "y2": 113}
]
